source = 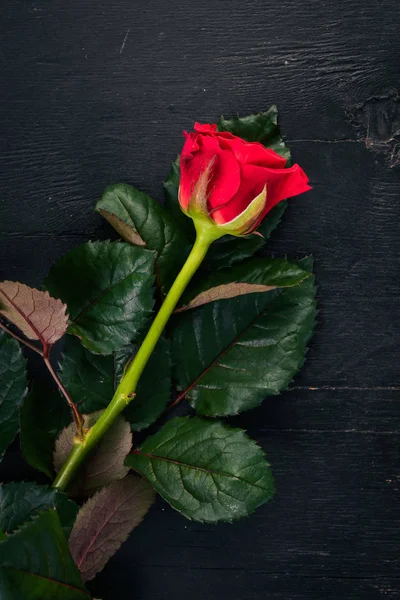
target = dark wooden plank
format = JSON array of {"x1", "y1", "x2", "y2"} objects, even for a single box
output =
[
  {"x1": 1, "y1": 0, "x2": 398, "y2": 144},
  {"x1": 0, "y1": 232, "x2": 109, "y2": 286},
  {"x1": 0, "y1": 234, "x2": 89, "y2": 286},
  {"x1": 233, "y1": 388, "x2": 400, "y2": 433},
  {"x1": 91, "y1": 568, "x2": 400, "y2": 600}
]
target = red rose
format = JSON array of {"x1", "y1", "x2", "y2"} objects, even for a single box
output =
[{"x1": 179, "y1": 123, "x2": 310, "y2": 235}]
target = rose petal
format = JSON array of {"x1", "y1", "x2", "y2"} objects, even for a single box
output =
[
  {"x1": 261, "y1": 164, "x2": 311, "y2": 214},
  {"x1": 212, "y1": 163, "x2": 310, "y2": 223},
  {"x1": 194, "y1": 123, "x2": 218, "y2": 133},
  {"x1": 218, "y1": 135, "x2": 287, "y2": 169},
  {"x1": 180, "y1": 134, "x2": 241, "y2": 212}
]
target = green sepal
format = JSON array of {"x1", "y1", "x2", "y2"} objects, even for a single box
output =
[{"x1": 214, "y1": 186, "x2": 267, "y2": 236}]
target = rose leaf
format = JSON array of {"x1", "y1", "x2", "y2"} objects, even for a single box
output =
[
  {"x1": 45, "y1": 240, "x2": 155, "y2": 355},
  {"x1": 0, "y1": 481, "x2": 78, "y2": 538},
  {"x1": 20, "y1": 383, "x2": 71, "y2": 479},
  {"x1": 96, "y1": 184, "x2": 191, "y2": 292},
  {"x1": 59, "y1": 335, "x2": 171, "y2": 432},
  {"x1": 126, "y1": 416, "x2": 275, "y2": 523},
  {"x1": 0, "y1": 281, "x2": 68, "y2": 348},
  {"x1": 0, "y1": 510, "x2": 90, "y2": 599},
  {"x1": 0, "y1": 330, "x2": 27, "y2": 461},
  {"x1": 170, "y1": 258, "x2": 316, "y2": 416},
  {"x1": 69, "y1": 475, "x2": 155, "y2": 582}
]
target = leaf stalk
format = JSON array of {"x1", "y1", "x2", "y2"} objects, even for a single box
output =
[{"x1": 0, "y1": 319, "x2": 84, "y2": 437}]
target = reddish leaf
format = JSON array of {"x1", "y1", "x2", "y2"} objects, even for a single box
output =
[
  {"x1": 69, "y1": 475, "x2": 155, "y2": 581},
  {"x1": 53, "y1": 412, "x2": 132, "y2": 497},
  {"x1": 175, "y1": 282, "x2": 276, "y2": 312},
  {"x1": 0, "y1": 281, "x2": 68, "y2": 347}
]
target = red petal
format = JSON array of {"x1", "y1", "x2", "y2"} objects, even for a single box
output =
[
  {"x1": 261, "y1": 163, "x2": 311, "y2": 214},
  {"x1": 218, "y1": 135, "x2": 287, "y2": 169},
  {"x1": 193, "y1": 123, "x2": 218, "y2": 133},
  {"x1": 212, "y1": 163, "x2": 310, "y2": 223},
  {"x1": 180, "y1": 135, "x2": 241, "y2": 212}
]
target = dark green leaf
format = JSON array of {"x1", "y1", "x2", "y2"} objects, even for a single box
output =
[
  {"x1": 217, "y1": 104, "x2": 291, "y2": 161},
  {"x1": 256, "y1": 200, "x2": 288, "y2": 238},
  {"x1": 0, "y1": 510, "x2": 90, "y2": 599},
  {"x1": 20, "y1": 384, "x2": 71, "y2": 478},
  {"x1": 0, "y1": 482, "x2": 78, "y2": 537},
  {"x1": 96, "y1": 184, "x2": 191, "y2": 292},
  {"x1": 59, "y1": 337, "x2": 115, "y2": 412},
  {"x1": 0, "y1": 330, "x2": 27, "y2": 461},
  {"x1": 69, "y1": 476, "x2": 155, "y2": 582},
  {"x1": 45, "y1": 240, "x2": 155, "y2": 354},
  {"x1": 59, "y1": 335, "x2": 171, "y2": 431},
  {"x1": 171, "y1": 262, "x2": 317, "y2": 416},
  {"x1": 127, "y1": 416, "x2": 275, "y2": 523},
  {"x1": 54, "y1": 412, "x2": 132, "y2": 497},
  {"x1": 163, "y1": 157, "x2": 194, "y2": 237},
  {"x1": 178, "y1": 257, "x2": 310, "y2": 311}
]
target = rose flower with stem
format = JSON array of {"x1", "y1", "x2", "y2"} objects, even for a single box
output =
[
  {"x1": 2, "y1": 123, "x2": 310, "y2": 492},
  {"x1": 52, "y1": 123, "x2": 310, "y2": 490}
]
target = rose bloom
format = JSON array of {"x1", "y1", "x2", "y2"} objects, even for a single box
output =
[{"x1": 179, "y1": 123, "x2": 310, "y2": 234}]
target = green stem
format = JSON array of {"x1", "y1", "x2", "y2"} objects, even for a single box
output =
[{"x1": 52, "y1": 227, "x2": 218, "y2": 491}]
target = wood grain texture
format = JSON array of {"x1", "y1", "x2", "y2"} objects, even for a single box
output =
[
  {"x1": 94, "y1": 568, "x2": 400, "y2": 600},
  {"x1": 0, "y1": 0, "x2": 399, "y2": 598}
]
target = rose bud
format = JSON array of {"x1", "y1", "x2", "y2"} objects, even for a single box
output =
[{"x1": 179, "y1": 123, "x2": 311, "y2": 237}]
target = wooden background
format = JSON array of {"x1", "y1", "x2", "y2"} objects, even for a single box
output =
[{"x1": 1, "y1": 1, "x2": 399, "y2": 598}]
